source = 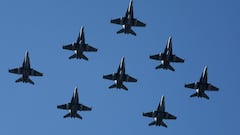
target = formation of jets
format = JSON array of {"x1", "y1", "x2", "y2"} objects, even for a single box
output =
[{"x1": 7, "y1": 0, "x2": 219, "y2": 128}]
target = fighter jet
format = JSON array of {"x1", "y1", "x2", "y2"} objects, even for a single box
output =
[
  {"x1": 184, "y1": 66, "x2": 219, "y2": 100},
  {"x1": 8, "y1": 51, "x2": 43, "y2": 85},
  {"x1": 57, "y1": 87, "x2": 92, "y2": 119},
  {"x1": 103, "y1": 57, "x2": 137, "y2": 91},
  {"x1": 110, "y1": 0, "x2": 146, "y2": 36},
  {"x1": 149, "y1": 36, "x2": 184, "y2": 71},
  {"x1": 62, "y1": 26, "x2": 97, "y2": 60},
  {"x1": 143, "y1": 96, "x2": 177, "y2": 128}
]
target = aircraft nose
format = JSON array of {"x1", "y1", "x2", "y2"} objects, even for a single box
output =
[
  {"x1": 74, "y1": 87, "x2": 78, "y2": 95},
  {"x1": 25, "y1": 51, "x2": 29, "y2": 57}
]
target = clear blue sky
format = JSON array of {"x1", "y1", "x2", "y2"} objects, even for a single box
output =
[{"x1": 0, "y1": 0, "x2": 239, "y2": 134}]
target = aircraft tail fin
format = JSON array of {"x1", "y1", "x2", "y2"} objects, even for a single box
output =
[
  {"x1": 155, "y1": 64, "x2": 175, "y2": 71},
  {"x1": 15, "y1": 77, "x2": 34, "y2": 85},
  {"x1": 63, "y1": 113, "x2": 71, "y2": 118}
]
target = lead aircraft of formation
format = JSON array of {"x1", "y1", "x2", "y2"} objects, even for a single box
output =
[{"x1": 110, "y1": 0, "x2": 146, "y2": 36}]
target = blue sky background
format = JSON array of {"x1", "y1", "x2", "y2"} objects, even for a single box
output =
[{"x1": 0, "y1": 0, "x2": 239, "y2": 134}]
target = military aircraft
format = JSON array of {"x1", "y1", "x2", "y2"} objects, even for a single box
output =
[
  {"x1": 103, "y1": 57, "x2": 137, "y2": 91},
  {"x1": 184, "y1": 66, "x2": 219, "y2": 99},
  {"x1": 57, "y1": 87, "x2": 92, "y2": 119},
  {"x1": 110, "y1": 0, "x2": 146, "y2": 36},
  {"x1": 8, "y1": 51, "x2": 43, "y2": 85},
  {"x1": 143, "y1": 96, "x2": 177, "y2": 128},
  {"x1": 149, "y1": 36, "x2": 184, "y2": 71},
  {"x1": 62, "y1": 26, "x2": 97, "y2": 60}
]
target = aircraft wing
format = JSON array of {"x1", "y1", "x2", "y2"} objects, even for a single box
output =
[
  {"x1": 63, "y1": 44, "x2": 75, "y2": 50},
  {"x1": 165, "y1": 112, "x2": 177, "y2": 120},
  {"x1": 111, "y1": 18, "x2": 124, "y2": 25},
  {"x1": 30, "y1": 69, "x2": 43, "y2": 76},
  {"x1": 132, "y1": 19, "x2": 146, "y2": 27},
  {"x1": 184, "y1": 83, "x2": 196, "y2": 89},
  {"x1": 8, "y1": 68, "x2": 22, "y2": 74},
  {"x1": 150, "y1": 54, "x2": 163, "y2": 60},
  {"x1": 172, "y1": 55, "x2": 184, "y2": 63},
  {"x1": 124, "y1": 74, "x2": 137, "y2": 82},
  {"x1": 84, "y1": 44, "x2": 98, "y2": 52},
  {"x1": 207, "y1": 84, "x2": 219, "y2": 91},
  {"x1": 79, "y1": 104, "x2": 92, "y2": 111},
  {"x1": 57, "y1": 104, "x2": 69, "y2": 110},
  {"x1": 143, "y1": 112, "x2": 154, "y2": 118},
  {"x1": 103, "y1": 73, "x2": 117, "y2": 81}
]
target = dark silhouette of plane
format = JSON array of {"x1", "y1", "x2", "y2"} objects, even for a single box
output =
[
  {"x1": 110, "y1": 0, "x2": 146, "y2": 36},
  {"x1": 143, "y1": 96, "x2": 176, "y2": 127},
  {"x1": 8, "y1": 51, "x2": 43, "y2": 85},
  {"x1": 63, "y1": 26, "x2": 97, "y2": 60},
  {"x1": 57, "y1": 87, "x2": 92, "y2": 119},
  {"x1": 103, "y1": 57, "x2": 137, "y2": 91},
  {"x1": 185, "y1": 66, "x2": 219, "y2": 99},
  {"x1": 150, "y1": 36, "x2": 184, "y2": 71}
]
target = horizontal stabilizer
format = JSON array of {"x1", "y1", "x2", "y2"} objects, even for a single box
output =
[
  {"x1": 15, "y1": 77, "x2": 34, "y2": 85},
  {"x1": 63, "y1": 113, "x2": 71, "y2": 118},
  {"x1": 121, "y1": 84, "x2": 128, "y2": 91},
  {"x1": 116, "y1": 29, "x2": 125, "y2": 34},
  {"x1": 148, "y1": 121, "x2": 156, "y2": 126},
  {"x1": 27, "y1": 78, "x2": 34, "y2": 85},
  {"x1": 129, "y1": 29, "x2": 136, "y2": 36},
  {"x1": 75, "y1": 113, "x2": 83, "y2": 119},
  {"x1": 190, "y1": 92, "x2": 210, "y2": 100},
  {"x1": 69, "y1": 53, "x2": 89, "y2": 61},
  {"x1": 155, "y1": 64, "x2": 175, "y2": 71},
  {"x1": 15, "y1": 77, "x2": 23, "y2": 83},
  {"x1": 190, "y1": 92, "x2": 198, "y2": 98},
  {"x1": 69, "y1": 54, "x2": 77, "y2": 59},
  {"x1": 202, "y1": 93, "x2": 210, "y2": 100},
  {"x1": 81, "y1": 54, "x2": 89, "y2": 61},
  {"x1": 109, "y1": 84, "x2": 117, "y2": 89},
  {"x1": 161, "y1": 121, "x2": 168, "y2": 128}
]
